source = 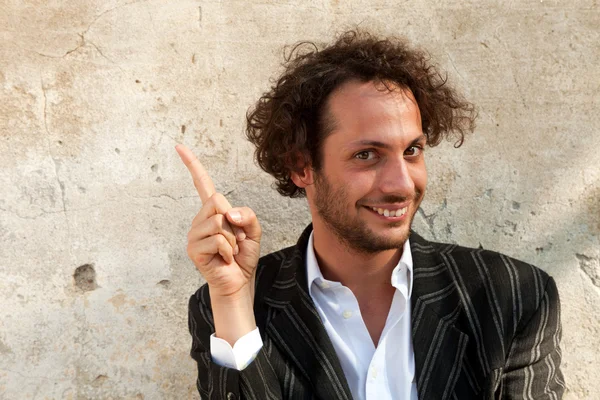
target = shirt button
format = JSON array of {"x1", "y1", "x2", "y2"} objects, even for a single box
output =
[
  {"x1": 370, "y1": 367, "x2": 378, "y2": 379},
  {"x1": 319, "y1": 281, "x2": 330, "y2": 289},
  {"x1": 342, "y1": 310, "x2": 353, "y2": 319}
]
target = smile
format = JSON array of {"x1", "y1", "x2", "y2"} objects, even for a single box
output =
[{"x1": 369, "y1": 206, "x2": 408, "y2": 218}]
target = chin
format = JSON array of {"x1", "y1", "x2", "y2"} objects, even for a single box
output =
[{"x1": 344, "y1": 226, "x2": 411, "y2": 254}]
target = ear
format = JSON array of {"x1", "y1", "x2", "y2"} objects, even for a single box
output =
[{"x1": 291, "y1": 165, "x2": 314, "y2": 189}]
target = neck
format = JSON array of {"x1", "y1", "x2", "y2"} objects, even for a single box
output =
[{"x1": 311, "y1": 220, "x2": 403, "y2": 291}]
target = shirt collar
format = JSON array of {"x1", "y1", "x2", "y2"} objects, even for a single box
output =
[{"x1": 306, "y1": 231, "x2": 414, "y2": 298}]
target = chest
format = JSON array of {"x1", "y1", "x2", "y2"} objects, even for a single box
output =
[
  {"x1": 359, "y1": 298, "x2": 393, "y2": 345},
  {"x1": 354, "y1": 286, "x2": 396, "y2": 345}
]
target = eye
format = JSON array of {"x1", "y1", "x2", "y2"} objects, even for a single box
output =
[
  {"x1": 354, "y1": 150, "x2": 377, "y2": 161},
  {"x1": 404, "y1": 146, "x2": 423, "y2": 157}
]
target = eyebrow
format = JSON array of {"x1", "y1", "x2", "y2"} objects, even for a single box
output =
[{"x1": 350, "y1": 134, "x2": 427, "y2": 149}]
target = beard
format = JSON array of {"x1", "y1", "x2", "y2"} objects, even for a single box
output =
[{"x1": 312, "y1": 170, "x2": 423, "y2": 254}]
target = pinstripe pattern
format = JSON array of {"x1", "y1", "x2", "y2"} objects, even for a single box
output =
[
  {"x1": 441, "y1": 245, "x2": 492, "y2": 372},
  {"x1": 188, "y1": 225, "x2": 564, "y2": 399}
]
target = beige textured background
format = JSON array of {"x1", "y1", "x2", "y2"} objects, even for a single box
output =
[{"x1": 1, "y1": 0, "x2": 598, "y2": 399}]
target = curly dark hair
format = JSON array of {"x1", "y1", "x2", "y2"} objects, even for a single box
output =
[{"x1": 246, "y1": 29, "x2": 477, "y2": 198}]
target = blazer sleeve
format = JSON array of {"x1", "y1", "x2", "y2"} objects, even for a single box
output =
[
  {"x1": 188, "y1": 287, "x2": 283, "y2": 400},
  {"x1": 501, "y1": 277, "x2": 566, "y2": 399}
]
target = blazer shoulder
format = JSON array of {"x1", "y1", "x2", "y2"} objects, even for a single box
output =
[
  {"x1": 446, "y1": 241, "x2": 551, "y2": 287},
  {"x1": 412, "y1": 232, "x2": 554, "y2": 323},
  {"x1": 253, "y1": 244, "x2": 300, "y2": 298},
  {"x1": 469, "y1": 246, "x2": 555, "y2": 327},
  {"x1": 415, "y1": 232, "x2": 552, "y2": 287}
]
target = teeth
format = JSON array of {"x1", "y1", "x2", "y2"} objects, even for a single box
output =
[{"x1": 370, "y1": 206, "x2": 407, "y2": 217}]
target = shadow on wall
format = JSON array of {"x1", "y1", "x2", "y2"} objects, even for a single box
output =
[{"x1": 417, "y1": 138, "x2": 599, "y2": 284}]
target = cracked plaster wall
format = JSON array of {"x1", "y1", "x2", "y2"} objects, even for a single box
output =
[{"x1": 1, "y1": 0, "x2": 598, "y2": 399}]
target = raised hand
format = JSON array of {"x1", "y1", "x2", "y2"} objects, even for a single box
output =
[{"x1": 176, "y1": 144, "x2": 261, "y2": 344}]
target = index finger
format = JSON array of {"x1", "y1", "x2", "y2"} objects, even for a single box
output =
[{"x1": 175, "y1": 144, "x2": 216, "y2": 203}]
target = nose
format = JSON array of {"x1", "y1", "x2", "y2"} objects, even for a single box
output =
[{"x1": 378, "y1": 157, "x2": 415, "y2": 197}]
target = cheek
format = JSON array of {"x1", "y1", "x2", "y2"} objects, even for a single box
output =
[
  {"x1": 347, "y1": 172, "x2": 381, "y2": 205},
  {"x1": 411, "y1": 164, "x2": 428, "y2": 193}
]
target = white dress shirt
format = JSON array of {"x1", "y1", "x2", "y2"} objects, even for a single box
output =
[{"x1": 211, "y1": 232, "x2": 418, "y2": 400}]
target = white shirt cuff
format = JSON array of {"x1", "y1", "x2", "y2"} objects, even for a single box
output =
[{"x1": 210, "y1": 327, "x2": 263, "y2": 370}]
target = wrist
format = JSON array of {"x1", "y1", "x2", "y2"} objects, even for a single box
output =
[
  {"x1": 209, "y1": 283, "x2": 254, "y2": 305},
  {"x1": 210, "y1": 285, "x2": 256, "y2": 347}
]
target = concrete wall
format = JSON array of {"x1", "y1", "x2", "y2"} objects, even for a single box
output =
[{"x1": 1, "y1": 0, "x2": 598, "y2": 398}]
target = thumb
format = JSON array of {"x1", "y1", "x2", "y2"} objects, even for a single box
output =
[{"x1": 225, "y1": 207, "x2": 261, "y2": 242}]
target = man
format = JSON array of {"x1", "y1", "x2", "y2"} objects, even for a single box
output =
[{"x1": 177, "y1": 30, "x2": 565, "y2": 399}]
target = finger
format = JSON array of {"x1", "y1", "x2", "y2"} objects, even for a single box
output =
[
  {"x1": 193, "y1": 193, "x2": 234, "y2": 226},
  {"x1": 188, "y1": 214, "x2": 237, "y2": 251},
  {"x1": 225, "y1": 207, "x2": 261, "y2": 242},
  {"x1": 188, "y1": 234, "x2": 236, "y2": 266},
  {"x1": 192, "y1": 193, "x2": 246, "y2": 241},
  {"x1": 175, "y1": 144, "x2": 216, "y2": 204}
]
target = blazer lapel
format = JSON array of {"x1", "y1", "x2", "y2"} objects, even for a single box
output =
[
  {"x1": 410, "y1": 232, "x2": 469, "y2": 400},
  {"x1": 263, "y1": 225, "x2": 353, "y2": 400}
]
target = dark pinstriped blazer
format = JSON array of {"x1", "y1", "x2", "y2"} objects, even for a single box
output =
[{"x1": 188, "y1": 225, "x2": 565, "y2": 399}]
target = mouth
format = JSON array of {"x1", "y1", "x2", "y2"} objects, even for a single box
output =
[{"x1": 365, "y1": 205, "x2": 409, "y2": 219}]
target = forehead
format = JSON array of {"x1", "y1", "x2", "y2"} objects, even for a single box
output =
[{"x1": 324, "y1": 80, "x2": 422, "y2": 137}]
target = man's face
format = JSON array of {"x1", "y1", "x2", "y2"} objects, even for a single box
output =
[{"x1": 305, "y1": 80, "x2": 427, "y2": 254}]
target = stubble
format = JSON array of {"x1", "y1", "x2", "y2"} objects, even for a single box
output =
[{"x1": 312, "y1": 170, "x2": 423, "y2": 254}]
